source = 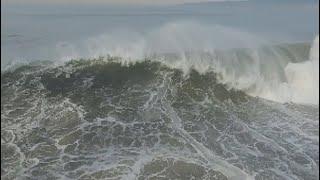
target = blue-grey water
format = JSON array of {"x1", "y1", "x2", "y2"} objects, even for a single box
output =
[{"x1": 1, "y1": 0, "x2": 318, "y2": 65}]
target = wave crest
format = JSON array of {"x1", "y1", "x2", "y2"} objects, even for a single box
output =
[{"x1": 4, "y1": 22, "x2": 318, "y2": 105}]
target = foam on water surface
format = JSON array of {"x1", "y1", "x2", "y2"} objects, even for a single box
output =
[{"x1": 1, "y1": 57, "x2": 318, "y2": 179}]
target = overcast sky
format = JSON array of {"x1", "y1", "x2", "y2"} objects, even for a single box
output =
[{"x1": 2, "y1": 0, "x2": 246, "y2": 5}]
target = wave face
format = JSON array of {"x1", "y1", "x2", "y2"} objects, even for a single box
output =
[{"x1": 1, "y1": 51, "x2": 319, "y2": 179}]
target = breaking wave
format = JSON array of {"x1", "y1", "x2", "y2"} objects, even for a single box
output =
[
  {"x1": 284, "y1": 35, "x2": 319, "y2": 104},
  {"x1": 49, "y1": 22, "x2": 318, "y2": 105},
  {"x1": 1, "y1": 22, "x2": 318, "y2": 179},
  {"x1": 2, "y1": 53, "x2": 319, "y2": 180}
]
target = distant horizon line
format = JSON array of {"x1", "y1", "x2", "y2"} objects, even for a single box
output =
[{"x1": 2, "y1": 0, "x2": 249, "y2": 6}]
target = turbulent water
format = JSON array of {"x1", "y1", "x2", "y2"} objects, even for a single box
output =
[
  {"x1": 1, "y1": 35, "x2": 319, "y2": 180},
  {"x1": 1, "y1": 0, "x2": 319, "y2": 179}
]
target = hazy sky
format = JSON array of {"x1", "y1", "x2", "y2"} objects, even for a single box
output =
[{"x1": 2, "y1": 0, "x2": 246, "y2": 5}]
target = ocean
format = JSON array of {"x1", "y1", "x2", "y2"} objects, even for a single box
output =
[{"x1": 1, "y1": 0, "x2": 319, "y2": 179}]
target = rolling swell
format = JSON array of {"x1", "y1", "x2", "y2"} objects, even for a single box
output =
[{"x1": 1, "y1": 57, "x2": 319, "y2": 179}]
